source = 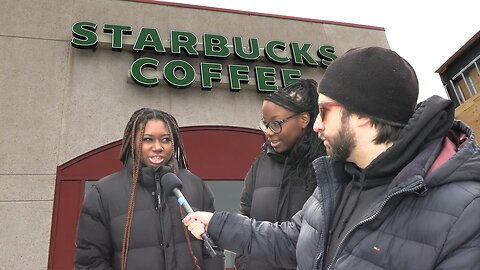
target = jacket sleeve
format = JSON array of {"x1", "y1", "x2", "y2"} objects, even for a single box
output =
[
  {"x1": 197, "y1": 179, "x2": 225, "y2": 269},
  {"x1": 208, "y1": 210, "x2": 301, "y2": 268},
  {"x1": 74, "y1": 186, "x2": 113, "y2": 270},
  {"x1": 237, "y1": 157, "x2": 261, "y2": 269},
  {"x1": 239, "y1": 158, "x2": 259, "y2": 216},
  {"x1": 434, "y1": 196, "x2": 480, "y2": 269}
]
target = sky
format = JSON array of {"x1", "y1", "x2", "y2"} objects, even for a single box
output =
[{"x1": 156, "y1": 0, "x2": 479, "y2": 102}]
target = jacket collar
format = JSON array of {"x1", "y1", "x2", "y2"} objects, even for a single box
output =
[
  {"x1": 263, "y1": 142, "x2": 293, "y2": 164},
  {"x1": 125, "y1": 158, "x2": 175, "y2": 188}
]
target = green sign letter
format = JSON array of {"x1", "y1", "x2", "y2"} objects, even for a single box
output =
[
  {"x1": 281, "y1": 69, "x2": 302, "y2": 87},
  {"x1": 163, "y1": 60, "x2": 195, "y2": 88},
  {"x1": 290, "y1": 42, "x2": 318, "y2": 66},
  {"x1": 103, "y1": 24, "x2": 132, "y2": 51},
  {"x1": 171, "y1": 31, "x2": 199, "y2": 56},
  {"x1": 71, "y1": 21, "x2": 98, "y2": 49},
  {"x1": 264, "y1": 40, "x2": 289, "y2": 64},
  {"x1": 317, "y1": 45, "x2": 337, "y2": 68},
  {"x1": 133, "y1": 27, "x2": 165, "y2": 53},
  {"x1": 233, "y1": 36, "x2": 260, "y2": 60},
  {"x1": 130, "y1": 57, "x2": 159, "y2": 87},
  {"x1": 200, "y1": 62, "x2": 222, "y2": 90},
  {"x1": 203, "y1": 34, "x2": 230, "y2": 58},
  {"x1": 228, "y1": 65, "x2": 250, "y2": 92},
  {"x1": 255, "y1": 66, "x2": 277, "y2": 93}
]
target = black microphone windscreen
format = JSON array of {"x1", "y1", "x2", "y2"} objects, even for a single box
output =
[
  {"x1": 155, "y1": 165, "x2": 172, "y2": 179},
  {"x1": 161, "y1": 172, "x2": 183, "y2": 195}
]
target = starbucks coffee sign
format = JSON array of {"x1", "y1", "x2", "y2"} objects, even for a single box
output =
[{"x1": 71, "y1": 21, "x2": 337, "y2": 92}]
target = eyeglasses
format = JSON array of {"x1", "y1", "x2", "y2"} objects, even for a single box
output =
[
  {"x1": 259, "y1": 113, "x2": 301, "y2": 134},
  {"x1": 318, "y1": 101, "x2": 341, "y2": 122}
]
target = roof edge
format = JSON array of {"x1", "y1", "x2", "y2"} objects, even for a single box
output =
[
  {"x1": 436, "y1": 30, "x2": 480, "y2": 74},
  {"x1": 129, "y1": 0, "x2": 385, "y2": 31}
]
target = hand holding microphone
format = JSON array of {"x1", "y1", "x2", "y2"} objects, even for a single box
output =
[
  {"x1": 183, "y1": 211, "x2": 214, "y2": 239},
  {"x1": 161, "y1": 172, "x2": 223, "y2": 258}
]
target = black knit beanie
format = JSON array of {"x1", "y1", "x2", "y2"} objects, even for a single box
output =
[{"x1": 318, "y1": 47, "x2": 419, "y2": 127}]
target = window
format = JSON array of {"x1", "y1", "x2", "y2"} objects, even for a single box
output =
[
  {"x1": 454, "y1": 75, "x2": 472, "y2": 100},
  {"x1": 206, "y1": 180, "x2": 245, "y2": 269},
  {"x1": 466, "y1": 65, "x2": 479, "y2": 95},
  {"x1": 452, "y1": 56, "x2": 480, "y2": 105}
]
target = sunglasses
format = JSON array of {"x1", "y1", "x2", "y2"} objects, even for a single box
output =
[
  {"x1": 318, "y1": 101, "x2": 341, "y2": 121},
  {"x1": 259, "y1": 113, "x2": 301, "y2": 134}
]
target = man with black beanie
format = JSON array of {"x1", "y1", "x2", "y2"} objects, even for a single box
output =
[{"x1": 183, "y1": 47, "x2": 480, "y2": 269}]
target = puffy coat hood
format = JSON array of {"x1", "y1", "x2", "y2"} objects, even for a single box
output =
[
  {"x1": 384, "y1": 95, "x2": 480, "y2": 188},
  {"x1": 338, "y1": 95, "x2": 457, "y2": 193},
  {"x1": 426, "y1": 120, "x2": 480, "y2": 186},
  {"x1": 364, "y1": 95, "x2": 454, "y2": 179},
  {"x1": 352, "y1": 94, "x2": 480, "y2": 196}
]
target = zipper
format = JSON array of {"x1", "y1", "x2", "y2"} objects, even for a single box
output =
[
  {"x1": 313, "y1": 161, "x2": 337, "y2": 269},
  {"x1": 274, "y1": 156, "x2": 289, "y2": 221},
  {"x1": 326, "y1": 181, "x2": 425, "y2": 270},
  {"x1": 314, "y1": 230, "x2": 326, "y2": 269},
  {"x1": 154, "y1": 172, "x2": 169, "y2": 269},
  {"x1": 155, "y1": 173, "x2": 162, "y2": 208}
]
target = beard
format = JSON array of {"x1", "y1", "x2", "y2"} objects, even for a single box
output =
[{"x1": 326, "y1": 120, "x2": 356, "y2": 162}]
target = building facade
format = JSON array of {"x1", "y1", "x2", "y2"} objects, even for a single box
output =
[
  {"x1": 0, "y1": 0, "x2": 390, "y2": 269},
  {"x1": 436, "y1": 30, "x2": 480, "y2": 143}
]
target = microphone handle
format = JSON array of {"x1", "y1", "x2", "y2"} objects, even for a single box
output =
[
  {"x1": 201, "y1": 232, "x2": 220, "y2": 258},
  {"x1": 172, "y1": 188, "x2": 222, "y2": 257},
  {"x1": 173, "y1": 189, "x2": 194, "y2": 213}
]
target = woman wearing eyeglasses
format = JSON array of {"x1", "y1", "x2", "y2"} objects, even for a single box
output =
[{"x1": 235, "y1": 79, "x2": 326, "y2": 270}]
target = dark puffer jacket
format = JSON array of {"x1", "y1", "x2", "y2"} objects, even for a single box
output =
[
  {"x1": 75, "y1": 163, "x2": 224, "y2": 270},
  {"x1": 237, "y1": 146, "x2": 315, "y2": 270},
  {"x1": 206, "y1": 96, "x2": 480, "y2": 269}
]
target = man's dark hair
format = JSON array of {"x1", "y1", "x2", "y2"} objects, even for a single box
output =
[{"x1": 341, "y1": 107, "x2": 403, "y2": 144}]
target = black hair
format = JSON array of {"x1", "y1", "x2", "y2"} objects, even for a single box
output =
[
  {"x1": 118, "y1": 108, "x2": 200, "y2": 270},
  {"x1": 341, "y1": 107, "x2": 403, "y2": 144},
  {"x1": 265, "y1": 79, "x2": 326, "y2": 191},
  {"x1": 119, "y1": 108, "x2": 188, "y2": 170}
]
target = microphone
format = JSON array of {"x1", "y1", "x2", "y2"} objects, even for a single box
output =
[{"x1": 161, "y1": 172, "x2": 223, "y2": 258}]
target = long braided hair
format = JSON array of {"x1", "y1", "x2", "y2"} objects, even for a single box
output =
[
  {"x1": 118, "y1": 108, "x2": 200, "y2": 270},
  {"x1": 264, "y1": 79, "x2": 326, "y2": 191}
]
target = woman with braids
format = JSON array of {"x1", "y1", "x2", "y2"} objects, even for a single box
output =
[
  {"x1": 74, "y1": 108, "x2": 224, "y2": 270},
  {"x1": 235, "y1": 79, "x2": 326, "y2": 270}
]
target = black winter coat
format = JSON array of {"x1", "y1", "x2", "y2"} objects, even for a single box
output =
[
  {"x1": 74, "y1": 163, "x2": 224, "y2": 270},
  {"x1": 206, "y1": 96, "x2": 480, "y2": 269},
  {"x1": 237, "y1": 146, "x2": 314, "y2": 270}
]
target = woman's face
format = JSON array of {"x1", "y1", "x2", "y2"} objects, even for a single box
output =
[
  {"x1": 261, "y1": 100, "x2": 309, "y2": 153},
  {"x1": 139, "y1": 119, "x2": 173, "y2": 167}
]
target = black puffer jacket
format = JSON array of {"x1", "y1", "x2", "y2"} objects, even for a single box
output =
[
  {"x1": 207, "y1": 96, "x2": 480, "y2": 269},
  {"x1": 237, "y1": 145, "x2": 315, "y2": 270},
  {"x1": 75, "y1": 162, "x2": 224, "y2": 270},
  {"x1": 239, "y1": 145, "x2": 314, "y2": 222}
]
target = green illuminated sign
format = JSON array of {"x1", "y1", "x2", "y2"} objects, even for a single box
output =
[{"x1": 71, "y1": 21, "x2": 337, "y2": 92}]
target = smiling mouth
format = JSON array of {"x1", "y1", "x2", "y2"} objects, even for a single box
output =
[
  {"x1": 149, "y1": 156, "x2": 165, "y2": 165},
  {"x1": 270, "y1": 140, "x2": 280, "y2": 147}
]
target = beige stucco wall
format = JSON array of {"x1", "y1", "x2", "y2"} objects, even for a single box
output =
[
  {"x1": 0, "y1": 0, "x2": 389, "y2": 269},
  {"x1": 455, "y1": 92, "x2": 480, "y2": 143}
]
